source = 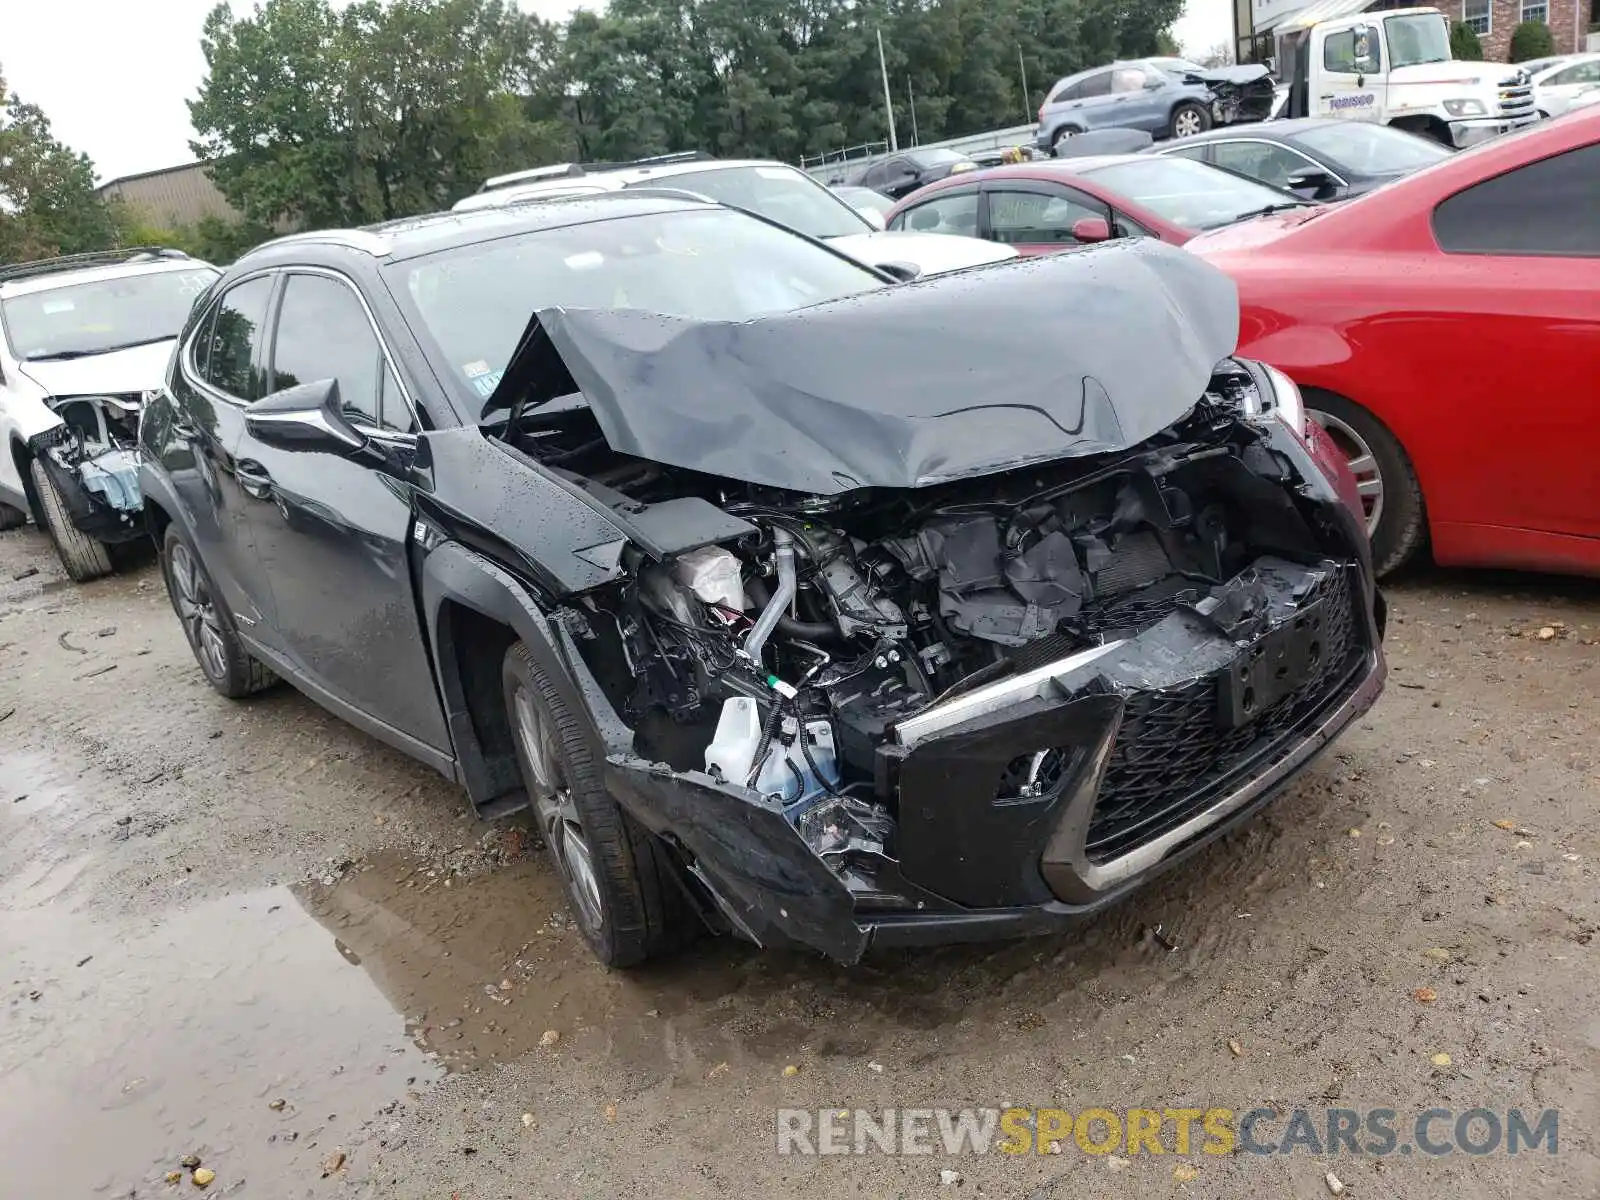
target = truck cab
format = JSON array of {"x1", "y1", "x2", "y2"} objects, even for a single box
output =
[{"x1": 1279, "y1": 7, "x2": 1539, "y2": 147}]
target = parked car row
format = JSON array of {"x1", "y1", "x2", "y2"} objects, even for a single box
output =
[{"x1": 885, "y1": 108, "x2": 1600, "y2": 577}]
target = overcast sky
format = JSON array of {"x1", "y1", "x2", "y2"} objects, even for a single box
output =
[{"x1": 2, "y1": 0, "x2": 1233, "y2": 183}]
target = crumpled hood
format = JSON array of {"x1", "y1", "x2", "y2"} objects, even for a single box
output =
[
  {"x1": 826, "y1": 230, "x2": 1018, "y2": 275},
  {"x1": 16, "y1": 339, "x2": 175, "y2": 398},
  {"x1": 498, "y1": 238, "x2": 1240, "y2": 495},
  {"x1": 1182, "y1": 63, "x2": 1273, "y2": 89}
]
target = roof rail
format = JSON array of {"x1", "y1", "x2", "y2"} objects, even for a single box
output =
[
  {"x1": 478, "y1": 151, "x2": 716, "y2": 193},
  {"x1": 505, "y1": 186, "x2": 715, "y2": 208},
  {"x1": 239, "y1": 228, "x2": 394, "y2": 260},
  {"x1": 0, "y1": 246, "x2": 191, "y2": 285}
]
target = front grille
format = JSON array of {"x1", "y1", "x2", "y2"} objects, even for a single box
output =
[
  {"x1": 1084, "y1": 565, "x2": 1362, "y2": 862},
  {"x1": 1498, "y1": 76, "x2": 1535, "y2": 120}
]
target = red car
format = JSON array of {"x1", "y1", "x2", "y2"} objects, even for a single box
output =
[
  {"x1": 882, "y1": 155, "x2": 1308, "y2": 253},
  {"x1": 1186, "y1": 110, "x2": 1600, "y2": 578}
]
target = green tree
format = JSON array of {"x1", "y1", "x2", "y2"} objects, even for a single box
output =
[
  {"x1": 190, "y1": 0, "x2": 564, "y2": 226},
  {"x1": 0, "y1": 66, "x2": 119, "y2": 261},
  {"x1": 1508, "y1": 19, "x2": 1554, "y2": 61},
  {"x1": 1449, "y1": 20, "x2": 1484, "y2": 60}
]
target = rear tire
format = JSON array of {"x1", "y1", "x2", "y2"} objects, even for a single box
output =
[
  {"x1": 503, "y1": 641, "x2": 696, "y2": 967},
  {"x1": 160, "y1": 525, "x2": 276, "y2": 698},
  {"x1": 0, "y1": 499, "x2": 26, "y2": 531},
  {"x1": 1169, "y1": 101, "x2": 1212, "y2": 139},
  {"x1": 1051, "y1": 125, "x2": 1080, "y2": 149},
  {"x1": 28, "y1": 457, "x2": 112, "y2": 582},
  {"x1": 1304, "y1": 391, "x2": 1427, "y2": 577}
]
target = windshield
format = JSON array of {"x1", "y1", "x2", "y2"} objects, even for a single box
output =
[
  {"x1": 1080, "y1": 158, "x2": 1306, "y2": 232},
  {"x1": 0, "y1": 267, "x2": 217, "y2": 361},
  {"x1": 833, "y1": 186, "x2": 895, "y2": 215},
  {"x1": 390, "y1": 207, "x2": 886, "y2": 408},
  {"x1": 1385, "y1": 14, "x2": 1452, "y2": 68},
  {"x1": 1296, "y1": 122, "x2": 1453, "y2": 175},
  {"x1": 627, "y1": 164, "x2": 871, "y2": 239}
]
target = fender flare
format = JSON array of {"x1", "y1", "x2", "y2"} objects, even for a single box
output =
[{"x1": 420, "y1": 541, "x2": 634, "y2": 808}]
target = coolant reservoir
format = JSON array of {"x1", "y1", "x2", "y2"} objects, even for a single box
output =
[
  {"x1": 704, "y1": 696, "x2": 762, "y2": 783},
  {"x1": 673, "y1": 546, "x2": 746, "y2": 610}
]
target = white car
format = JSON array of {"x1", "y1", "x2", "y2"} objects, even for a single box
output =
[
  {"x1": 1529, "y1": 53, "x2": 1600, "y2": 117},
  {"x1": 0, "y1": 249, "x2": 218, "y2": 580},
  {"x1": 451, "y1": 154, "x2": 1019, "y2": 278}
]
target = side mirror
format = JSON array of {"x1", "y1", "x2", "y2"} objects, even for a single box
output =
[
  {"x1": 856, "y1": 206, "x2": 888, "y2": 229},
  {"x1": 875, "y1": 261, "x2": 923, "y2": 283},
  {"x1": 244, "y1": 378, "x2": 366, "y2": 453},
  {"x1": 1071, "y1": 216, "x2": 1112, "y2": 243},
  {"x1": 1285, "y1": 168, "x2": 1339, "y2": 200}
]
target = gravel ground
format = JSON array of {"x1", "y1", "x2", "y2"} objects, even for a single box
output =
[{"x1": 2, "y1": 523, "x2": 1597, "y2": 1199}]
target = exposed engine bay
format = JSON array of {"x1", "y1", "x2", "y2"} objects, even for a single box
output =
[
  {"x1": 30, "y1": 393, "x2": 145, "y2": 537},
  {"x1": 501, "y1": 360, "x2": 1371, "y2": 883},
  {"x1": 1181, "y1": 64, "x2": 1278, "y2": 127}
]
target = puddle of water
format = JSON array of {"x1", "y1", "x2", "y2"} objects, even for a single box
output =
[{"x1": 0, "y1": 888, "x2": 442, "y2": 1197}]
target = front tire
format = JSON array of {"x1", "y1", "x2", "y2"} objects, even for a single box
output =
[
  {"x1": 1051, "y1": 125, "x2": 1080, "y2": 149},
  {"x1": 1169, "y1": 101, "x2": 1212, "y2": 139},
  {"x1": 503, "y1": 641, "x2": 695, "y2": 966},
  {"x1": 1305, "y1": 391, "x2": 1427, "y2": 577},
  {"x1": 28, "y1": 457, "x2": 112, "y2": 582},
  {"x1": 160, "y1": 525, "x2": 276, "y2": 698}
]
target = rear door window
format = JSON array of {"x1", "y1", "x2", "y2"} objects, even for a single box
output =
[
  {"x1": 201, "y1": 276, "x2": 274, "y2": 401},
  {"x1": 1432, "y1": 144, "x2": 1600, "y2": 257}
]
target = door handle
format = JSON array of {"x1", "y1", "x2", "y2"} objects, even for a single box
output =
[{"x1": 235, "y1": 459, "x2": 273, "y2": 500}]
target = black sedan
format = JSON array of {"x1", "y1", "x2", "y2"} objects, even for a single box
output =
[
  {"x1": 140, "y1": 195, "x2": 1383, "y2": 966},
  {"x1": 842, "y1": 147, "x2": 979, "y2": 199},
  {"x1": 1148, "y1": 117, "x2": 1452, "y2": 200}
]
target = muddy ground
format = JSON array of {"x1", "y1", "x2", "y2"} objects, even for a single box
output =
[{"x1": 2, "y1": 523, "x2": 1598, "y2": 1200}]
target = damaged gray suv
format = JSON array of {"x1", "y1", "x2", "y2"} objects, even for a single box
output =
[{"x1": 139, "y1": 195, "x2": 1386, "y2": 966}]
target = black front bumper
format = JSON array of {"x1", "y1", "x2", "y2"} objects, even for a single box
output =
[{"x1": 605, "y1": 550, "x2": 1384, "y2": 964}]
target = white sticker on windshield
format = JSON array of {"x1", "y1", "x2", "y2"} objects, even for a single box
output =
[
  {"x1": 471, "y1": 369, "x2": 505, "y2": 399},
  {"x1": 754, "y1": 167, "x2": 794, "y2": 180},
  {"x1": 564, "y1": 251, "x2": 604, "y2": 270},
  {"x1": 41, "y1": 297, "x2": 76, "y2": 314},
  {"x1": 462, "y1": 360, "x2": 492, "y2": 379}
]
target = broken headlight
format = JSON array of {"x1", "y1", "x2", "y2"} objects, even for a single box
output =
[{"x1": 1239, "y1": 360, "x2": 1308, "y2": 440}]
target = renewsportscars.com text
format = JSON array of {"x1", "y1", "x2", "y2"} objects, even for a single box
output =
[{"x1": 776, "y1": 1106, "x2": 1559, "y2": 1158}]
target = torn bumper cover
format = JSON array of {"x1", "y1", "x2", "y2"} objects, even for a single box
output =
[
  {"x1": 600, "y1": 549, "x2": 1384, "y2": 964},
  {"x1": 30, "y1": 429, "x2": 146, "y2": 543}
]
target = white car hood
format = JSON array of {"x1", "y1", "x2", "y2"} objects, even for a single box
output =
[
  {"x1": 16, "y1": 339, "x2": 176, "y2": 398},
  {"x1": 827, "y1": 230, "x2": 1018, "y2": 276},
  {"x1": 1388, "y1": 61, "x2": 1518, "y2": 88}
]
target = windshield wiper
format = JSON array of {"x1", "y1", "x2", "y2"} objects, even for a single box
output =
[
  {"x1": 1230, "y1": 202, "x2": 1311, "y2": 223},
  {"x1": 26, "y1": 334, "x2": 172, "y2": 362}
]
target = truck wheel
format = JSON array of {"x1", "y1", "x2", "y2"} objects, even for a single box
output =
[
  {"x1": 160, "y1": 525, "x2": 277, "y2": 698},
  {"x1": 0, "y1": 499, "x2": 26, "y2": 531},
  {"x1": 503, "y1": 641, "x2": 696, "y2": 967},
  {"x1": 1304, "y1": 391, "x2": 1427, "y2": 577},
  {"x1": 1169, "y1": 101, "x2": 1211, "y2": 138},
  {"x1": 28, "y1": 457, "x2": 112, "y2": 582}
]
